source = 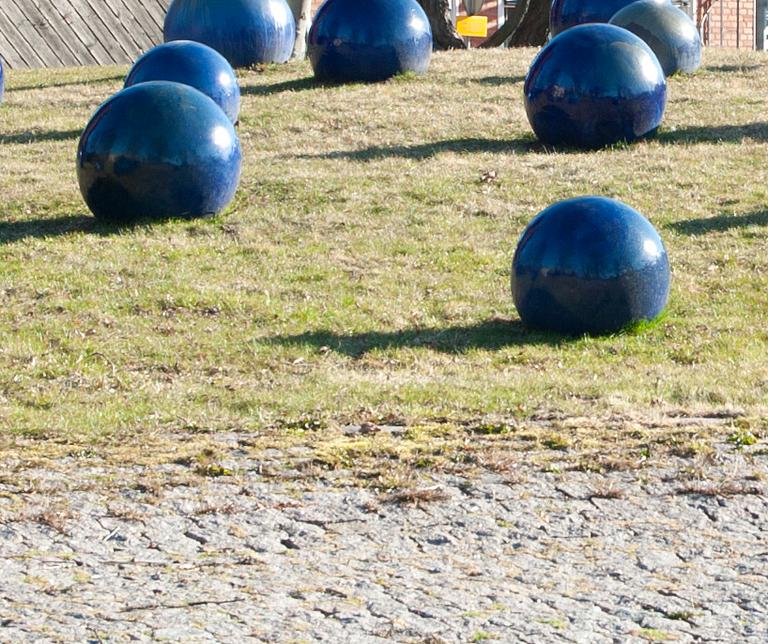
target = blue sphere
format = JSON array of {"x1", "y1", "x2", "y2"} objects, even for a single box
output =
[
  {"x1": 524, "y1": 24, "x2": 666, "y2": 149},
  {"x1": 164, "y1": 0, "x2": 296, "y2": 67},
  {"x1": 307, "y1": 0, "x2": 432, "y2": 83},
  {"x1": 0, "y1": 57, "x2": 4, "y2": 104},
  {"x1": 512, "y1": 197, "x2": 670, "y2": 335},
  {"x1": 77, "y1": 81, "x2": 242, "y2": 224},
  {"x1": 610, "y1": 1, "x2": 702, "y2": 76},
  {"x1": 550, "y1": 0, "x2": 640, "y2": 36},
  {"x1": 125, "y1": 41, "x2": 240, "y2": 123}
]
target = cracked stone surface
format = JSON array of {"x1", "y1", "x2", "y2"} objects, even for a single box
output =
[{"x1": 0, "y1": 441, "x2": 766, "y2": 642}]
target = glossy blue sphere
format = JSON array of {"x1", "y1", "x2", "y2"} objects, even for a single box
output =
[
  {"x1": 524, "y1": 24, "x2": 666, "y2": 149},
  {"x1": 125, "y1": 41, "x2": 240, "y2": 123},
  {"x1": 550, "y1": 0, "x2": 640, "y2": 36},
  {"x1": 307, "y1": 0, "x2": 432, "y2": 83},
  {"x1": 610, "y1": 0, "x2": 702, "y2": 76},
  {"x1": 512, "y1": 197, "x2": 670, "y2": 335},
  {"x1": 164, "y1": 0, "x2": 296, "y2": 67},
  {"x1": 77, "y1": 81, "x2": 242, "y2": 224},
  {"x1": 0, "y1": 58, "x2": 5, "y2": 104}
]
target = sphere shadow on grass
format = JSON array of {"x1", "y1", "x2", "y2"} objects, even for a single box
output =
[
  {"x1": 261, "y1": 318, "x2": 569, "y2": 358},
  {"x1": 666, "y1": 208, "x2": 768, "y2": 235}
]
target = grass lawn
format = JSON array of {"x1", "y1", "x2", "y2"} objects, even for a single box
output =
[{"x1": 0, "y1": 48, "x2": 766, "y2": 482}]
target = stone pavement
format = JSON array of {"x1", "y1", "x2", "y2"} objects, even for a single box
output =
[{"x1": 0, "y1": 438, "x2": 766, "y2": 642}]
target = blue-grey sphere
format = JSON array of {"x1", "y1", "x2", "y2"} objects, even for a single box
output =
[
  {"x1": 512, "y1": 196, "x2": 670, "y2": 335},
  {"x1": 524, "y1": 24, "x2": 667, "y2": 148},
  {"x1": 0, "y1": 57, "x2": 4, "y2": 104},
  {"x1": 125, "y1": 41, "x2": 240, "y2": 123},
  {"x1": 307, "y1": 0, "x2": 433, "y2": 83},
  {"x1": 164, "y1": 0, "x2": 295, "y2": 67},
  {"x1": 77, "y1": 81, "x2": 242, "y2": 224},
  {"x1": 550, "y1": 0, "x2": 640, "y2": 36},
  {"x1": 610, "y1": 0, "x2": 701, "y2": 76}
]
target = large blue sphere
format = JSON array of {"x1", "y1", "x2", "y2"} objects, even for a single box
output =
[
  {"x1": 610, "y1": 1, "x2": 702, "y2": 76},
  {"x1": 512, "y1": 197, "x2": 670, "y2": 335},
  {"x1": 164, "y1": 0, "x2": 296, "y2": 67},
  {"x1": 124, "y1": 41, "x2": 240, "y2": 123},
  {"x1": 77, "y1": 81, "x2": 242, "y2": 224},
  {"x1": 307, "y1": 0, "x2": 432, "y2": 83},
  {"x1": 0, "y1": 58, "x2": 4, "y2": 104},
  {"x1": 550, "y1": 0, "x2": 639, "y2": 36},
  {"x1": 524, "y1": 24, "x2": 666, "y2": 149}
]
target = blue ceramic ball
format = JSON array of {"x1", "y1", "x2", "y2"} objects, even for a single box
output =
[
  {"x1": 307, "y1": 0, "x2": 432, "y2": 83},
  {"x1": 550, "y1": 0, "x2": 640, "y2": 36},
  {"x1": 524, "y1": 24, "x2": 667, "y2": 149},
  {"x1": 512, "y1": 196, "x2": 670, "y2": 335},
  {"x1": 164, "y1": 0, "x2": 295, "y2": 67},
  {"x1": 77, "y1": 81, "x2": 242, "y2": 224},
  {"x1": 124, "y1": 41, "x2": 240, "y2": 123},
  {"x1": 610, "y1": 0, "x2": 702, "y2": 76}
]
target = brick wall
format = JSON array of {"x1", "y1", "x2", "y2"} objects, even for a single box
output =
[{"x1": 698, "y1": 0, "x2": 755, "y2": 48}]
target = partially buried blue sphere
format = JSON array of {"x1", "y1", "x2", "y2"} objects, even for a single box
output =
[
  {"x1": 307, "y1": 0, "x2": 432, "y2": 83},
  {"x1": 610, "y1": 0, "x2": 702, "y2": 76},
  {"x1": 125, "y1": 41, "x2": 240, "y2": 123},
  {"x1": 524, "y1": 23, "x2": 666, "y2": 149},
  {"x1": 164, "y1": 0, "x2": 295, "y2": 67},
  {"x1": 77, "y1": 81, "x2": 242, "y2": 224},
  {"x1": 512, "y1": 197, "x2": 670, "y2": 335},
  {"x1": 550, "y1": 0, "x2": 642, "y2": 36}
]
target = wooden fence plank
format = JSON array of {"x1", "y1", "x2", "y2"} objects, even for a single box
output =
[
  {"x1": 0, "y1": 0, "x2": 170, "y2": 68},
  {"x1": 0, "y1": 3, "x2": 46, "y2": 67},
  {"x1": 32, "y1": 0, "x2": 100, "y2": 66},
  {"x1": 9, "y1": 0, "x2": 77, "y2": 66}
]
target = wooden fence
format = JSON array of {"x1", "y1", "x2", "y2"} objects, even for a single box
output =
[{"x1": 0, "y1": 0, "x2": 169, "y2": 69}]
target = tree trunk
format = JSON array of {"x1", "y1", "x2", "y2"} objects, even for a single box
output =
[
  {"x1": 287, "y1": 0, "x2": 313, "y2": 59},
  {"x1": 417, "y1": 0, "x2": 467, "y2": 50},
  {"x1": 479, "y1": 0, "x2": 549, "y2": 48}
]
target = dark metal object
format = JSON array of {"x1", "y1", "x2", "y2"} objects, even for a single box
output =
[
  {"x1": 524, "y1": 24, "x2": 667, "y2": 149},
  {"x1": 308, "y1": 0, "x2": 433, "y2": 83},
  {"x1": 77, "y1": 82, "x2": 242, "y2": 224},
  {"x1": 125, "y1": 41, "x2": 241, "y2": 123},
  {"x1": 464, "y1": 0, "x2": 485, "y2": 16},
  {"x1": 164, "y1": 0, "x2": 296, "y2": 67},
  {"x1": 512, "y1": 196, "x2": 670, "y2": 335},
  {"x1": 610, "y1": 0, "x2": 702, "y2": 76}
]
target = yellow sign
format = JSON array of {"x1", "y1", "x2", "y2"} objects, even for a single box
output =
[{"x1": 457, "y1": 15, "x2": 488, "y2": 38}]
